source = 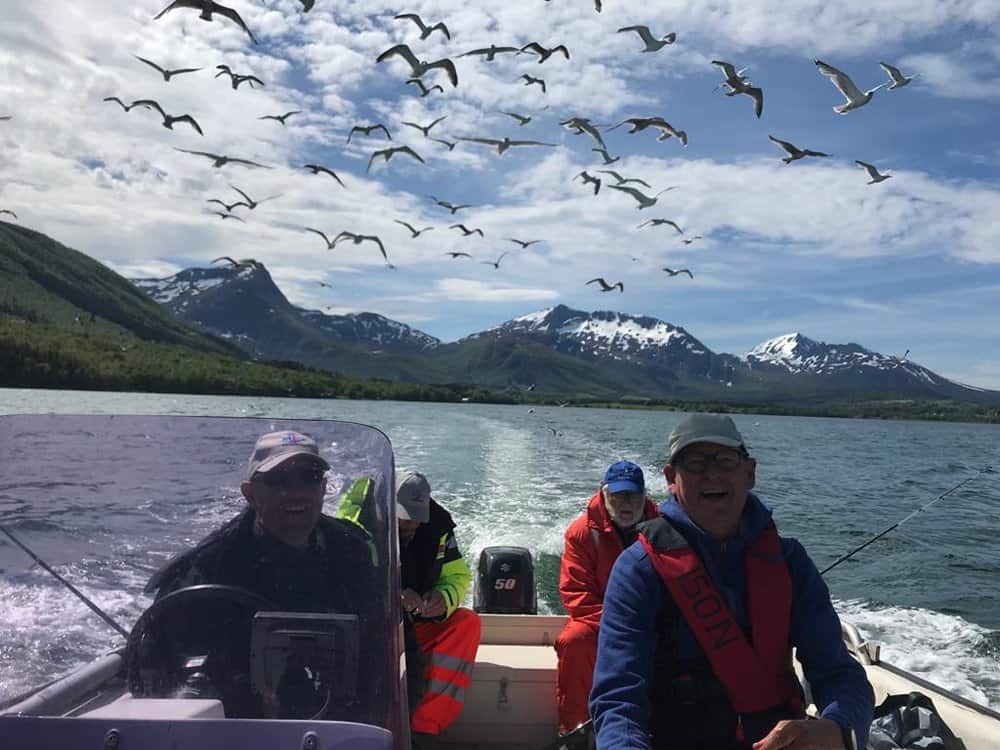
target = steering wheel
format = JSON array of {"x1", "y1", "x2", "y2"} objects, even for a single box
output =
[{"x1": 126, "y1": 584, "x2": 276, "y2": 717}]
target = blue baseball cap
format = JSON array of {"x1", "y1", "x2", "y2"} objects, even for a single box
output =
[{"x1": 604, "y1": 460, "x2": 645, "y2": 494}]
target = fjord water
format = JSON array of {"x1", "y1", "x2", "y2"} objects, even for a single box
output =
[{"x1": 0, "y1": 388, "x2": 998, "y2": 708}]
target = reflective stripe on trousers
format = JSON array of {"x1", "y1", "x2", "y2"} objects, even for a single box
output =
[{"x1": 411, "y1": 607, "x2": 482, "y2": 735}]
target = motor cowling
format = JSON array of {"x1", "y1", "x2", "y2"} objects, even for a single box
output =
[{"x1": 473, "y1": 546, "x2": 537, "y2": 614}]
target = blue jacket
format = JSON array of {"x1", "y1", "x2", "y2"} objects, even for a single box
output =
[{"x1": 590, "y1": 493, "x2": 874, "y2": 749}]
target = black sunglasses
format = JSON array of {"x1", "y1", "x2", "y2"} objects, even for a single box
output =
[{"x1": 252, "y1": 467, "x2": 326, "y2": 488}]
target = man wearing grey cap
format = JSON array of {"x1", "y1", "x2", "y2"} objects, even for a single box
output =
[
  {"x1": 142, "y1": 430, "x2": 378, "y2": 718},
  {"x1": 591, "y1": 414, "x2": 874, "y2": 750},
  {"x1": 396, "y1": 472, "x2": 480, "y2": 750}
]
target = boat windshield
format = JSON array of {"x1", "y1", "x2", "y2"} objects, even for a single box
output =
[{"x1": 0, "y1": 414, "x2": 404, "y2": 741}]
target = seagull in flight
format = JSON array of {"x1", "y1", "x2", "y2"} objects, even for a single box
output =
[
  {"x1": 377, "y1": 44, "x2": 458, "y2": 87},
  {"x1": 109, "y1": 98, "x2": 204, "y2": 134},
  {"x1": 174, "y1": 147, "x2": 269, "y2": 168},
  {"x1": 0, "y1": 116, "x2": 13, "y2": 121},
  {"x1": 258, "y1": 110, "x2": 301, "y2": 126},
  {"x1": 0, "y1": 209, "x2": 17, "y2": 219},
  {"x1": 430, "y1": 196, "x2": 474, "y2": 213},
  {"x1": 401, "y1": 116, "x2": 447, "y2": 137},
  {"x1": 638, "y1": 218, "x2": 683, "y2": 234},
  {"x1": 394, "y1": 13, "x2": 450, "y2": 40},
  {"x1": 609, "y1": 117, "x2": 687, "y2": 146},
  {"x1": 395, "y1": 220, "x2": 434, "y2": 238},
  {"x1": 500, "y1": 110, "x2": 538, "y2": 126},
  {"x1": 814, "y1": 59, "x2": 885, "y2": 114},
  {"x1": 856, "y1": 160, "x2": 892, "y2": 184},
  {"x1": 212, "y1": 211, "x2": 245, "y2": 222},
  {"x1": 519, "y1": 42, "x2": 570, "y2": 63},
  {"x1": 587, "y1": 277, "x2": 623, "y2": 292},
  {"x1": 407, "y1": 78, "x2": 444, "y2": 97},
  {"x1": 333, "y1": 232, "x2": 393, "y2": 267},
  {"x1": 457, "y1": 136, "x2": 556, "y2": 155},
  {"x1": 304, "y1": 227, "x2": 339, "y2": 249},
  {"x1": 680, "y1": 236, "x2": 704, "y2": 245},
  {"x1": 229, "y1": 185, "x2": 278, "y2": 210},
  {"x1": 507, "y1": 238, "x2": 542, "y2": 248},
  {"x1": 367, "y1": 145, "x2": 425, "y2": 173},
  {"x1": 445, "y1": 251, "x2": 472, "y2": 258},
  {"x1": 768, "y1": 135, "x2": 830, "y2": 163},
  {"x1": 215, "y1": 65, "x2": 263, "y2": 90},
  {"x1": 348, "y1": 123, "x2": 391, "y2": 143},
  {"x1": 213, "y1": 256, "x2": 260, "y2": 269},
  {"x1": 879, "y1": 62, "x2": 917, "y2": 89},
  {"x1": 520, "y1": 74, "x2": 546, "y2": 93},
  {"x1": 599, "y1": 170, "x2": 650, "y2": 188},
  {"x1": 662, "y1": 267, "x2": 693, "y2": 278},
  {"x1": 560, "y1": 117, "x2": 607, "y2": 150},
  {"x1": 450, "y1": 223, "x2": 485, "y2": 237},
  {"x1": 712, "y1": 60, "x2": 762, "y2": 117},
  {"x1": 609, "y1": 184, "x2": 675, "y2": 209},
  {"x1": 481, "y1": 252, "x2": 509, "y2": 269},
  {"x1": 153, "y1": 1, "x2": 257, "y2": 44},
  {"x1": 461, "y1": 45, "x2": 521, "y2": 61},
  {"x1": 303, "y1": 163, "x2": 345, "y2": 187},
  {"x1": 575, "y1": 171, "x2": 601, "y2": 195},
  {"x1": 592, "y1": 147, "x2": 620, "y2": 165},
  {"x1": 134, "y1": 56, "x2": 202, "y2": 82},
  {"x1": 617, "y1": 26, "x2": 676, "y2": 52},
  {"x1": 429, "y1": 136, "x2": 457, "y2": 151},
  {"x1": 206, "y1": 197, "x2": 249, "y2": 212}
]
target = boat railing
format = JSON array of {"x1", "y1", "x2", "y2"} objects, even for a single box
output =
[
  {"x1": 841, "y1": 620, "x2": 880, "y2": 666},
  {"x1": 0, "y1": 651, "x2": 125, "y2": 717}
]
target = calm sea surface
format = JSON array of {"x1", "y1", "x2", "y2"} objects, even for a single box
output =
[{"x1": 1, "y1": 388, "x2": 998, "y2": 708}]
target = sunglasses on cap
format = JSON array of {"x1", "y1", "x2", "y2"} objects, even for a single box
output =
[{"x1": 251, "y1": 467, "x2": 326, "y2": 488}]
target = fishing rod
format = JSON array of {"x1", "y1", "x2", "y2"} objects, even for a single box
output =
[
  {"x1": 820, "y1": 465, "x2": 993, "y2": 576},
  {"x1": 0, "y1": 522, "x2": 130, "y2": 639}
]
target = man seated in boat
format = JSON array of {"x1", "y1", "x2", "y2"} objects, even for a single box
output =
[
  {"x1": 590, "y1": 414, "x2": 875, "y2": 750},
  {"x1": 555, "y1": 460, "x2": 659, "y2": 744},
  {"x1": 396, "y1": 472, "x2": 482, "y2": 750},
  {"x1": 141, "y1": 429, "x2": 379, "y2": 720}
]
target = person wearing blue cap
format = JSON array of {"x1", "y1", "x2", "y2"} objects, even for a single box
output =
[
  {"x1": 554, "y1": 460, "x2": 659, "y2": 746},
  {"x1": 590, "y1": 415, "x2": 874, "y2": 750}
]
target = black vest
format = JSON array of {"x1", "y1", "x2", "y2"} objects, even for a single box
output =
[{"x1": 400, "y1": 499, "x2": 455, "y2": 595}]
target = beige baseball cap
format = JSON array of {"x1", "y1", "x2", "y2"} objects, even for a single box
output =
[
  {"x1": 396, "y1": 472, "x2": 431, "y2": 523},
  {"x1": 667, "y1": 414, "x2": 745, "y2": 462},
  {"x1": 246, "y1": 430, "x2": 329, "y2": 478}
]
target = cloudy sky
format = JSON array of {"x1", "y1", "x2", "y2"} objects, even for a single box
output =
[{"x1": 2, "y1": 1, "x2": 999, "y2": 386}]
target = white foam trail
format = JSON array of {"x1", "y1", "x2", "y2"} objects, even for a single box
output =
[{"x1": 838, "y1": 599, "x2": 1000, "y2": 709}]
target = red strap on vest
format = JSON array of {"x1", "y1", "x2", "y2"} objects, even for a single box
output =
[{"x1": 640, "y1": 524, "x2": 800, "y2": 714}]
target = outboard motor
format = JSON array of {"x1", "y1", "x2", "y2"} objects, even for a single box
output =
[{"x1": 474, "y1": 546, "x2": 537, "y2": 614}]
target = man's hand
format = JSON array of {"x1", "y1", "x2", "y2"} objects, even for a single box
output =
[
  {"x1": 402, "y1": 588, "x2": 423, "y2": 616},
  {"x1": 420, "y1": 589, "x2": 447, "y2": 618},
  {"x1": 752, "y1": 718, "x2": 846, "y2": 750}
]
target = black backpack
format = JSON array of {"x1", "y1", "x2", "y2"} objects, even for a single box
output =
[{"x1": 867, "y1": 692, "x2": 964, "y2": 750}]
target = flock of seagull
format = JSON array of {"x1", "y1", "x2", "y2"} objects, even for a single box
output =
[{"x1": 0, "y1": 0, "x2": 922, "y2": 299}]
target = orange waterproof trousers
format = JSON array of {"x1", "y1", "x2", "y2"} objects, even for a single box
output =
[
  {"x1": 554, "y1": 619, "x2": 597, "y2": 733},
  {"x1": 411, "y1": 607, "x2": 482, "y2": 735}
]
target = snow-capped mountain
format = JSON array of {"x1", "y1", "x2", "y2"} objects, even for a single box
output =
[
  {"x1": 131, "y1": 264, "x2": 438, "y2": 355},
  {"x1": 297, "y1": 309, "x2": 438, "y2": 352},
  {"x1": 744, "y1": 332, "x2": 988, "y2": 398},
  {"x1": 466, "y1": 304, "x2": 743, "y2": 382}
]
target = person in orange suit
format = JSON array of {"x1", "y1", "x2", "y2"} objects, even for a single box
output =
[{"x1": 555, "y1": 460, "x2": 659, "y2": 742}]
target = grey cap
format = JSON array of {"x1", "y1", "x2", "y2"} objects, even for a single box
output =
[
  {"x1": 247, "y1": 430, "x2": 329, "y2": 478},
  {"x1": 667, "y1": 414, "x2": 745, "y2": 462},
  {"x1": 396, "y1": 472, "x2": 431, "y2": 523}
]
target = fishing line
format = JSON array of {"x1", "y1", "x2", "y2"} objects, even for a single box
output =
[
  {"x1": 820, "y1": 465, "x2": 993, "y2": 576},
  {"x1": 0, "y1": 523, "x2": 130, "y2": 639}
]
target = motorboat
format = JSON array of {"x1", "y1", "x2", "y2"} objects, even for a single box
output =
[{"x1": 1, "y1": 414, "x2": 998, "y2": 749}]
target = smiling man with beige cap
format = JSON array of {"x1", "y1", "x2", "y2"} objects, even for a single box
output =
[
  {"x1": 591, "y1": 414, "x2": 873, "y2": 750},
  {"x1": 396, "y1": 471, "x2": 481, "y2": 750}
]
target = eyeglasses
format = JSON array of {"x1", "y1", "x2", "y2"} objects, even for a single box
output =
[
  {"x1": 673, "y1": 448, "x2": 744, "y2": 475},
  {"x1": 252, "y1": 467, "x2": 326, "y2": 488}
]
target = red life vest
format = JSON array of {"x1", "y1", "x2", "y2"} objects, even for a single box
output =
[{"x1": 638, "y1": 517, "x2": 803, "y2": 720}]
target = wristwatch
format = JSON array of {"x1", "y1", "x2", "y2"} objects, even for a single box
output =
[{"x1": 839, "y1": 724, "x2": 857, "y2": 750}]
